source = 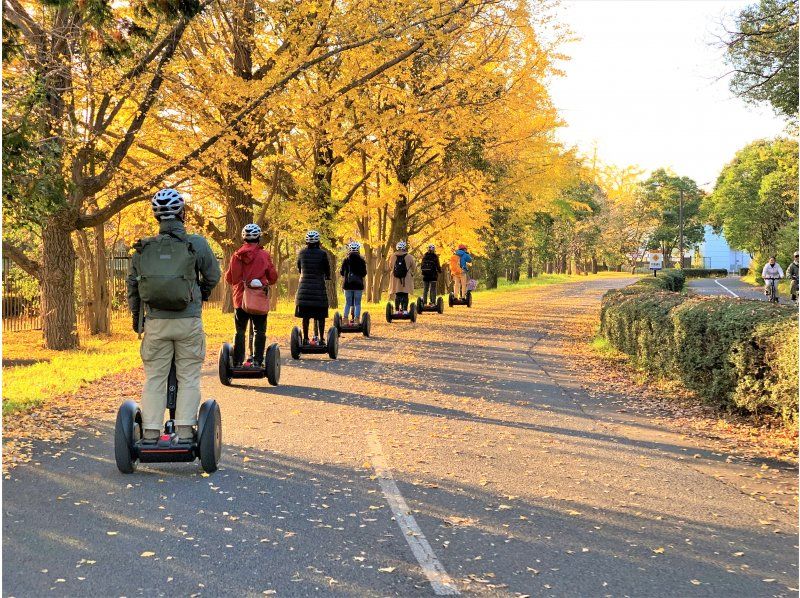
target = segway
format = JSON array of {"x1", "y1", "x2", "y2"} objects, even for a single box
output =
[
  {"x1": 115, "y1": 358, "x2": 221, "y2": 474},
  {"x1": 449, "y1": 290, "x2": 473, "y2": 308},
  {"x1": 385, "y1": 301, "x2": 417, "y2": 323},
  {"x1": 333, "y1": 311, "x2": 371, "y2": 337},
  {"x1": 416, "y1": 295, "x2": 444, "y2": 315},
  {"x1": 218, "y1": 320, "x2": 280, "y2": 386},
  {"x1": 289, "y1": 320, "x2": 339, "y2": 360}
]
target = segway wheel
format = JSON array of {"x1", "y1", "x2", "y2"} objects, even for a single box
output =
[
  {"x1": 290, "y1": 326, "x2": 301, "y2": 360},
  {"x1": 198, "y1": 400, "x2": 222, "y2": 474},
  {"x1": 114, "y1": 400, "x2": 141, "y2": 474},
  {"x1": 448, "y1": 292, "x2": 454, "y2": 308},
  {"x1": 266, "y1": 343, "x2": 281, "y2": 386},
  {"x1": 385, "y1": 302, "x2": 394, "y2": 323},
  {"x1": 327, "y1": 327, "x2": 339, "y2": 359},
  {"x1": 416, "y1": 297, "x2": 424, "y2": 313},
  {"x1": 362, "y1": 312, "x2": 371, "y2": 337},
  {"x1": 333, "y1": 312, "x2": 342, "y2": 336},
  {"x1": 466, "y1": 290, "x2": 473, "y2": 308},
  {"x1": 218, "y1": 343, "x2": 233, "y2": 386},
  {"x1": 409, "y1": 304, "x2": 417, "y2": 323},
  {"x1": 437, "y1": 296, "x2": 444, "y2": 314}
]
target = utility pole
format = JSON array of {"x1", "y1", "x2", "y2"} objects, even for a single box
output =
[{"x1": 678, "y1": 187, "x2": 684, "y2": 269}]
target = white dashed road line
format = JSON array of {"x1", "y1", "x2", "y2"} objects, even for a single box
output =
[
  {"x1": 366, "y1": 431, "x2": 460, "y2": 595},
  {"x1": 714, "y1": 278, "x2": 740, "y2": 298}
]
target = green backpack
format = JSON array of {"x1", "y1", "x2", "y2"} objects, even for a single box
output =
[{"x1": 135, "y1": 232, "x2": 197, "y2": 311}]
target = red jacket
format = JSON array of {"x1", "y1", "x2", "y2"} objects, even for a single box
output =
[{"x1": 224, "y1": 243, "x2": 278, "y2": 309}]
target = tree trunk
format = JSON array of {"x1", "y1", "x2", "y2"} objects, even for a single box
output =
[
  {"x1": 90, "y1": 224, "x2": 111, "y2": 334},
  {"x1": 42, "y1": 213, "x2": 79, "y2": 349}
]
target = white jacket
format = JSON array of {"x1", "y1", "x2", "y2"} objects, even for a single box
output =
[{"x1": 761, "y1": 263, "x2": 784, "y2": 280}]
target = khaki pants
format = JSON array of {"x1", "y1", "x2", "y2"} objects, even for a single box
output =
[
  {"x1": 453, "y1": 272, "x2": 468, "y2": 298},
  {"x1": 140, "y1": 317, "x2": 206, "y2": 431}
]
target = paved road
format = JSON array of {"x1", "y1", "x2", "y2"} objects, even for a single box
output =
[
  {"x1": 688, "y1": 276, "x2": 795, "y2": 305},
  {"x1": 4, "y1": 277, "x2": 797, "y2": 597}
]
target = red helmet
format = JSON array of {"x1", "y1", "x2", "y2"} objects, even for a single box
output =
[{"x1": 458, "y1": 244, "x2": 467, "y2": 250}]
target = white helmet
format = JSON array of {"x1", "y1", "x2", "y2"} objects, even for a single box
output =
[
  {"x1": 151, "y1": 188, "x2": 184, "y2": 220},
  {"x1": 347, "y1": 241, "x2": 361, "y2": 253},
  {"x1": 396, "y1": 240, "x2": 407, "y2": 251},
  {"x1": 428, "y1": 244, "x2": 436, "y2": 251},
  {"x1": 242, "y1": 223, "x2": 261, "y2": 241},
  {"x1": 305, "y1": 230, "x2": 320, "y2": 244}
]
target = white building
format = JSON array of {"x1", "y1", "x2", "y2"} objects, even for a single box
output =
[{"x1": 697, "y1": 225, "x2": 751, "y2": 272}]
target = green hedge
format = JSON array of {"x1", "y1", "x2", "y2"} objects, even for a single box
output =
[
  {"x1": 681, "y1": 268, "x2": 728, "y2": 278},
  {"x1": 637, "y1": 269, "x2": 685, "y2": 291},
  {"x1": 600, "y1": 281, "x2": 798, "y2": 423}
]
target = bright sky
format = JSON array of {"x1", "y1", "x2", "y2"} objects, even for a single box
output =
[{"x1": 549, "y1": 0, "x2": 788, "y2": 189}]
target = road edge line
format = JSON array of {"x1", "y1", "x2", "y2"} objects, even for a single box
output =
[
  {"x1": 366, "y1": 431, "x2": 460, "y2": 595},
  {"x1": 714, "y1": 278, "x2": 739, "y2": 298}
]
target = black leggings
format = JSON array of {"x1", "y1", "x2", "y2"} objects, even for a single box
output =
[
  {"x1": 302, "y1": 317, "x2": 326, "y2": 342},
  {"x1": 234, "y1": 308, "x2": 267, "y2": 365},
  {"x1": 395, "y1": 292, "x2": 409, "y2": 310}
]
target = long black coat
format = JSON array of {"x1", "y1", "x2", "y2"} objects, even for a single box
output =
[{"x1": 296, "y1": 245, "x2": 331, "y2": 310}]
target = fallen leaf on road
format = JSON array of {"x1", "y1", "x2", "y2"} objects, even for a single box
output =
[
  {"x1": 140, "y1": 551, "x2": 155, "y2": 558},
  {"x1": 652, "y1": 547, "x2": 664, "y2": 554},
  {"x1": 378, "y1": 567, "x2": 396, "y2": 573},
  {"x1": 106, "y1": 531, "x2": 118, "y2": 536},
  {"x1": 690, "y1": 579, "x2": 701, "y2": 585}
]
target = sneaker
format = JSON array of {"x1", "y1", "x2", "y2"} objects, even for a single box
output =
[{"x1": 252, "y1": 362, "x2": 263, "y2": 370}]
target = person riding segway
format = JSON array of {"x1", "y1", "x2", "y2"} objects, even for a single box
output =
[
  {"x1": 334, "y1": 241, "x2": 371, "y2": 336},
  {"x1": 218, "y1": 223, "x2": 281, "y2": 386},
  {"x1": 449, "y1": 244, "x2": 474, "y2": 307},
  {"x1": 386, "y1": 241, "x2": 418, "y2": 322},
  {"x1": 290, "y1": 231, "x2": 339, "y2": 359},
  {"x1": 118, "y1": 188, "x2": 222, "y2": 473},
  {"x1": 417, "y1": 244, "x2": 444, "y2": 314}
]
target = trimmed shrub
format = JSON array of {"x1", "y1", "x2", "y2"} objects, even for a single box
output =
[
  {"x1": 637, "y1": 269, "x2": 685, "y2": 292},
  {"x1": 599, "y1": 280, "x2": 798, "y2": 423},
  {"x1": 600, "y1": 289, "x2": 685, "y2": 373},
  {"x1": 671, "y1": 298, "x2": 794, "y2": 407},
  {"x1": 681, "y1": 269, "x2": 728, "y2": 278},
  {"x1": 729, "y1": 319, "x2": 799, "y2": 422},
  {"x1": 739, "y1": 267, "x2": 749, "y2": 276}
]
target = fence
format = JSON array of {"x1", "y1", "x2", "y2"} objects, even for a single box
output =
[{"x1": 2, "y1": 255, "x2": 225, "y2": 333}]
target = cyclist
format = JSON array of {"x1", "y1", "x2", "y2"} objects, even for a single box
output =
[
  {"x1": 388, "y1": 241, "x2": 416, "y2": 312},
  {"x1": 340, "y1": 241, "x2": 368, "y2": 323},
  {"x1": 296, "y1": 230, "x2": 331, "y2": 345},
  {"x1": 127, "y1": 188, "x2": 221, "y2": 441},
  {"x1": 761, "y1": 256, "x2": 784, "y2": 302},
  {"x1": 420, "y1": 244, "x2": 442, "y2": 305},
  {"x1": 224, "y1": 223, "x2": 278, "y2": 368},
  {"x1": 787, "y1": 252, "x2": 799, "y2": 302}
]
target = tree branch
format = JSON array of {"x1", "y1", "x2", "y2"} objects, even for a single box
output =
[{"x1": 3, "y1": 241, "x2": 42, "y2": 281}]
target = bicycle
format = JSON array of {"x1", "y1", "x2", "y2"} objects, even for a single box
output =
[{"x1": 764, "y1": 277, "x2": 780, "y2": 303}]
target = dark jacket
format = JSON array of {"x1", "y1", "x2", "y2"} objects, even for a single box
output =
[
  {"x1": 340, "y1": 253, "x2": 368, "y2": 291},
  {"x1": 127, "y1": 219, "x2": 220, "y2": 319},
  {"x1": 788, "y1": 261, "x2": 799, "y2": 281},
  {"x1": 296, "y1": 244, "x2": 330, "y2": 309},
  {"x1": 420, "y1": 251, "x2": 442, "y2": 282},
  {"x1": 225, "y1": 242, "x2": 279, "y2": 309}
]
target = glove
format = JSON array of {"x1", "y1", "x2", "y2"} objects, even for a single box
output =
[
  {"x1": 132, "y1": 313, "x2": 142, "y2": 333},
  {"x1": 201, "y1": 287, "x2": 211, "y2": 301},
  {"x1": 249, "y1": 279, "x2": 263, "y2": 288}
]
